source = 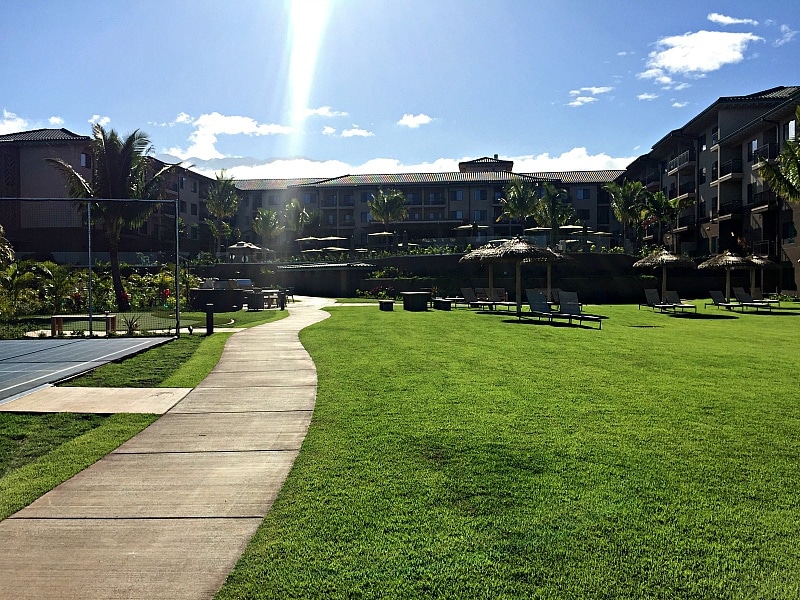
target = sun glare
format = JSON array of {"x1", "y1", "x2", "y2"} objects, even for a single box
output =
[{"x1": 286, "y1": 0, "x2": 330, "y2": 155}]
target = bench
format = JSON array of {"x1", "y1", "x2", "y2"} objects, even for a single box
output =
[
  {"x1": 433, "y1": 298, "x2": 452, "y2": 311},
  {"x1": 379, "y1": 300, "x2": 394, "y2": 311},
  {"x1": 51, "y1": 314, "x2": 117, "y2": 336}
]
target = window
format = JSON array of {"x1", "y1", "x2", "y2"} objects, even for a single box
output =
[
  {"x1": 191, "y1": 180, "x2": 198, "y2": 193},
  {"x1": 785, "y1": 119, "x2": 797, "y2": 140},
  {"x1": 711, "y1": 236, "x2": 718, "y2": 254},
  {"x1": 242, "y1": 196, "x2": 250, "y2": 207},
  {"x1": 473, "y1": 209, "x2": 488, "y2": 221},
  {"x1": 428, "y1": 212, "x2": 442, "y2": 220},
  {"x1": 342, "y1": 194, "x2": 354, "y2": 206},
  {"x1": 711, "y1": 125, "x2": 719, "y2": 145},
  {"x1": 304, "y1": 192, "x2": 316, "y2": 204},
  {"x1": 190, "y1": 225, "x2": 199, "y2": 240},
  {"x1": 748, "y1": 139, "x2": 758, "y2": 162},
  {"x1": 406, "y1": 193, "x2": 420, "y2": 205},
  {"x1": 699, "y1": 167, "x2": 707, "y2": 185},
  {"x1": 267, "y1": 194, "x2": 278, "y2": 206},
  {"x1": 450, "y1": 190, "x2": 463, "y2": 202},
  {"x1": 493, "y1": 187, "x2": 504, "y2": 201},
  {"x1": 577, "y1": 209, "x2": 590, "y2": 221},
  {"x1": 361, "y1": 212, "x2": 372, "y2": 223},
  {"x1": 361, "y1": 192, "x2": 371, "y2": 203},
  {"x1": 450, "y1": 210, "x2": 464, "y2": 220},
  {"x1": 179, "y1": 200, "x2": 187, "y2": 213},
  {"x1": 180, "y1": 177, "x2": 186, "y2": 189},
  {"x1": 597, "y1": 206, "x2": 609, "y2": 225},
  {"x1": 191, "y1": 203, "x2": 198, "y2": 216},
  {"x1": 746, "y1": 183, "x2": 754, "y2": 205},
  {"x1": 473, "y1": 190, "x2": 487, "y2": 202},
  {"x1": 80, "y1": 152, "x2": 92, "y2": 169},
  {"x1": 699, "y1": 134, "x2": 707, "y2": 152},
  {"x1": 576, "y1": 188, "x2": 591, "y2": 200},
  {"x1": 327, "y1": 214, "x2": 335, "y2": 225}
]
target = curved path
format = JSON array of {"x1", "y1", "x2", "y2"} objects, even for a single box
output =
[{"x1": 0, "y1": 296, "x2": 335, "y2": 599}]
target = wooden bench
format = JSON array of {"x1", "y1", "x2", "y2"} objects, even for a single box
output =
[{"x1": 51, "y1": 314, "x2": 117, "y2": 336}]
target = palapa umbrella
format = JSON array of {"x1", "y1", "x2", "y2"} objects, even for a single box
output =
[
  {"x1": 745, "y1": 255, "x2": 779, "y2": 292},
  {"x1": 460, "y1": 245, "x2": 499, "y2": 303},
  {"x1": 698, "y1": 250, "x2": 749, "y2": 302},
  {"x1": 633, "y1": 249, "x2": 696, "y2": 300},
  {"x1": 462, "y1": 236, "x2": 554, "y2": 317}
]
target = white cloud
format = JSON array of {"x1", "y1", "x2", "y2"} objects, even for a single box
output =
[
  {"x1": 341, "y1": 125, "x2": 373, "y2": 138},
  {"x1": 775, "y1": 24, "x2": 797, "y2": 46},
  {"x1": 617, "y1": 51, "x2": 628, "y2": 56},
  {"x1": 672, "y1": 101, "x2": 689, "y2": 108},
  {"x1": 163, "y1": 112, "x2": 293, "y2": 160},
  {"x1": 48, "y1": 116, "x2": 64, "y2": 126},
  {"x1": 0, "y1": 110, "x2": 28, "y2": 134},
  {"x1": 672, "y1": 82, "x2": 691, "y2": 91},
  {"x1": 89, "y1": 114, "x2": 110, "y2": 126},
  {"x1": 568, "y1": 96, "x2": 598, "y2": 107},
  {"x1": 707, "y1": 13, "x2": 758, "y2": 26},
  {"x1": 397, "y1": 113, "x2": 433, "y2": 128},
  {"x1": 638, "y1": 93, "x2": 659, "y2": 101},
  {"x1": 322, "y1": 126, "x2": 336, "y2": 136},
  {"x1": 642, "y1": 30, "x2": 763, "y2": 78},
  {"x1": 301, "y1": 106, "x2": 348, "y2": 118},
  {"x1": 569, "y1": 86, "x2": 613, "y2": 96},
  {"x1": 194, "y1": 148, "x2": 635, "y2": 180}
]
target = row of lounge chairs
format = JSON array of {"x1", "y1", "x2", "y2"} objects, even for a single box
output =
[
  {"x1": 525, "y1": 289, "x2": 602, "y2": 329},
  {"x1": 642, "y1": 288, "x2": 777, "y2": 313}
]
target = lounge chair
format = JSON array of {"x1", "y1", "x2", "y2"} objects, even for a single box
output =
[
  {"x1": 733, "y1": 288, "x2": 773, "y2": 312},
  {"x1": 663, "y1": 291, "x2": 696, "y2": 312},
  {"x1": 639, "y1": 288, "x2": 675, "y2": 312},
  {"x1": 460, "y1": 287, "x2": 494, "y2": 310},
  {"x1": 533, "y1": 287, "x2": 560, "y2": 304},
  {"x1": 751, "y1": 288, "x2": 780, "y2": 306},
  {"x1": 558, "y1": 290, "x2": 583, "y2": 308},
  {"x1": 488, "y1": 288, "x2": 516, "y2": 311},
  {"x1": 705, "y1": 290, "x2": 743, "y2": 310},
  {"x1": 559, "y1": 300, "x2": 603, "y2": 329},
  {"x1": 525, "y1": 289, "x2": 557, "y2": 323}
]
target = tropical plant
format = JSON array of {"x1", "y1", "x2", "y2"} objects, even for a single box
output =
[
  {"x1": 0, "y1": 224, "x2": 14, "y2": 267},
  {"x1": 283, "y1": 198, "x2": 310, "y2": 237},
  {"x1": 532, "y1": 182, "x2": 578, "y2": 246},
  {"x1": 38, "y1": 261, "x2": 77, "y2": 314},
  {"x1": 640, "y1": 190, "x2": 679, "y2": 247},
  {"x1": 46, "y1": 124, "x2": 176, "y2": 311},
  {"x1": 367, "y1": 188, "x2": 407, "y2": 229},
  {"x1": 496, "y1": 177, "x2": 540, "y2": 231},
  {"x1": 205, "y1": 170, "x2": 239, "y2": 254},
  {"x1": 603, "y1": 179, "x2": 649, "y2": 250},
  {"x1": 252, "y1": 208, "x2": 285, "y2": 247},
  {"x1": 0, "y1": 261, "x2": 51, "y2": 318},
  {"x1": 760, "y1": 105, "x2": 800, "y2": 204}
]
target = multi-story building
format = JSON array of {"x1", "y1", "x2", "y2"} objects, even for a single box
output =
[
  {"x1": 0, "y1": 128, "x2": 213, "y2": 260},
  {"x1": 234, "y1": 158, "x2": 624, "y2": 248},
  {"x1": 624, "y1": 85, "x2": 800, "y2": 286}
]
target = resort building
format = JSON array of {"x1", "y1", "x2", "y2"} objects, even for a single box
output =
[{"x1": 624, "y1": 85, "x2": 800, "y2": 287}]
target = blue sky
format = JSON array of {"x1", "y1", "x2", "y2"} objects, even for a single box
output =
[{"x1": 1, "y1": 0, "x2": 797, "y2": 179}]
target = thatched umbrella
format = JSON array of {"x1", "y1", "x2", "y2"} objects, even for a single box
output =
[
  {"x1": 460, "y1": 245, "x2": 499, "y2": 301},
  {"x1": 745, "y1": 255, "x2": 779, "y2": 292},
  {"x1": 633, "y1": 249, "x2": 696, "y2": 300},
  {"x1": 462, "y1": 237, "x2": 554, "y2": 316},
  {"x1": 698, "y1": 250, "x2": 750, "y2": 301}
]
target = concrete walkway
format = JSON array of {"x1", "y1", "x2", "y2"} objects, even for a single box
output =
[{"x1": 0, "y1": 296, "x2": 335, "y2": 600}]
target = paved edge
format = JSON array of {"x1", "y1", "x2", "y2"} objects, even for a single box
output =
[{"x1": 0, "y1": 296, "x2": 336, "y2": 600}]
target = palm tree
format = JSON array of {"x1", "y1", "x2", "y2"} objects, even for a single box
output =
[
  {"x1": 532, "y1": 182, "x2": 578, "y2": 247},
  {"x1": 0, "y1": 224, "x2": 14, "y2": 267},
  {"x1": 496, "y1": 177, "x2": 540, "y2": 231},
  {"x1": 46, "y1": 124, "x2": 175, "y2": 311},
  {"x1": 760, "y1": 106, "x2": 800, "y2": 204},
  {"x1": 641, "y1": 190, "x2": 678, "y2": 248},
  {"x1": 368, "y1": 188, "x2": 407, "y2": 230},
  {"x1": 283, "y1": 198, "x2": 310, "y2": 253},
  {"x1": 252, "y1": 208, "x2": 285, "y2": 247},
  {"x1": 205, "y1": 170, "x2": 239, "y2": 255},
  {"x1": 603, "y1": 179, "x2": 648, "y2": 251}
]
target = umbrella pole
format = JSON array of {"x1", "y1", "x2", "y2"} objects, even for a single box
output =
[
  {"x1": 547, "y1": 262, "x2": 552, "y2": 303},
  {"x1": 661, "y1": 265, "x2": 667, "y2": 301},
  {"x1": 488, "y1": 264, "x2": 494, "y2": 302},
  {"x1": 516, "y1": 260, "x2": 522, "y2": 318},
  {"x1": 726, "y1": 268, "x2": 731, "y2": 302},
  {"x1": 750, "y1": 267, "x2": 756, "y2": 293}
]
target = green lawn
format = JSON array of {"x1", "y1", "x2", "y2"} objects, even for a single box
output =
[{"x1": 217, "y1": 302, "x2": 800, "y2": 599}]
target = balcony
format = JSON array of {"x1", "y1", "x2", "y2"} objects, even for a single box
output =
[
  {"x1": 711, "y1": 159, "x2": 743, "y2": 185},
  {"x1": 752, "y1": 190, "x2": 779, "y2": 212},
  {"x1": 752, "y1": 143, "x2": 780, "y2": 169},
  {"x1": 674, "y1": 213, "x2": 696, "y2": 230},
  {"x1": 667, "y1": 150, "x2": 696, "y2": 175},
  {"x1": 668, "y1": 180, "x2": 696, "y2": 201},
  {"x1": 718, "y1": 201, "x2": 743, "y2": 218},
  {"x1": 644, "y1": 171, "x2": 661, "y2": 190}
]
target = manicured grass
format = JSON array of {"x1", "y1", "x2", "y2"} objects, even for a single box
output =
[
  {"x1": 181, "y1": 308, "x2": 288, "y2": 328},
  {"x1": 0, "y1": 413, "x2": 158, "y2": 520},
  {"x1": 218, "y1": 302, "x2": 800, "y2": 599}
]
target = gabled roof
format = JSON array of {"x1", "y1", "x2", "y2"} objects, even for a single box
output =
[
  {"x1": 717, "y1": 88, "x2": 800, "y2": 145},
  {"x1": 235, "y1": 177, "x2": 328, "y2": 191},
  {"x1": 521, "y1": 170, "x2": 625, "y2": 184},
  {"x1": 0, "y1": 128, "x2": 89, "y2": 143},
  {"x1": 290, "y1": 171, "x2": 545, "y2": 188}
]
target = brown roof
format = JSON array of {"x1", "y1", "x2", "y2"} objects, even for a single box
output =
[{"x1": 0, "y1": 128, "x2": 89, "y2": 143}]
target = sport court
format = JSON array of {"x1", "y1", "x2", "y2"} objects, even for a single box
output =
[{"x1": 0, "y1": 337, "x2": 171, "y2": 403}]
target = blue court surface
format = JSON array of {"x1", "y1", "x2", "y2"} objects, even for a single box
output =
[{"x1": 0, "y1": 337, "x2": 172, "y2": 403}]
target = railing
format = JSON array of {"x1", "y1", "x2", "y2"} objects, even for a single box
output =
[
  {"x1": 752, "y1": 240, "x2": 771, "y2": 256},
  {"x1": 644, "y1": 172, "x2": 661, "y2": 187},
  {"x1": 678, "y1": 180, "x2": 696, "y2": 195},
  {"x1": 667, "y1": 149, "x2": 696, "y2": 172},
  {"x1": 753, "y1": 143, "x2": 779, "y2": 164},
  {"x1": 677, "y1": 214, "x2": 696, "y2": 228},
  {"x1": 340, "y1": 197, "x2": 355, "y2": 207},
  {"x1": 754, "y1": 190, "x2": 778, "y2": 208},
  {"x1": 718, "y1": 158, "x2": 743, "y2": 178},
  {"x1": 719, "y1": 201, "x2": 742, "y2": 216}
]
